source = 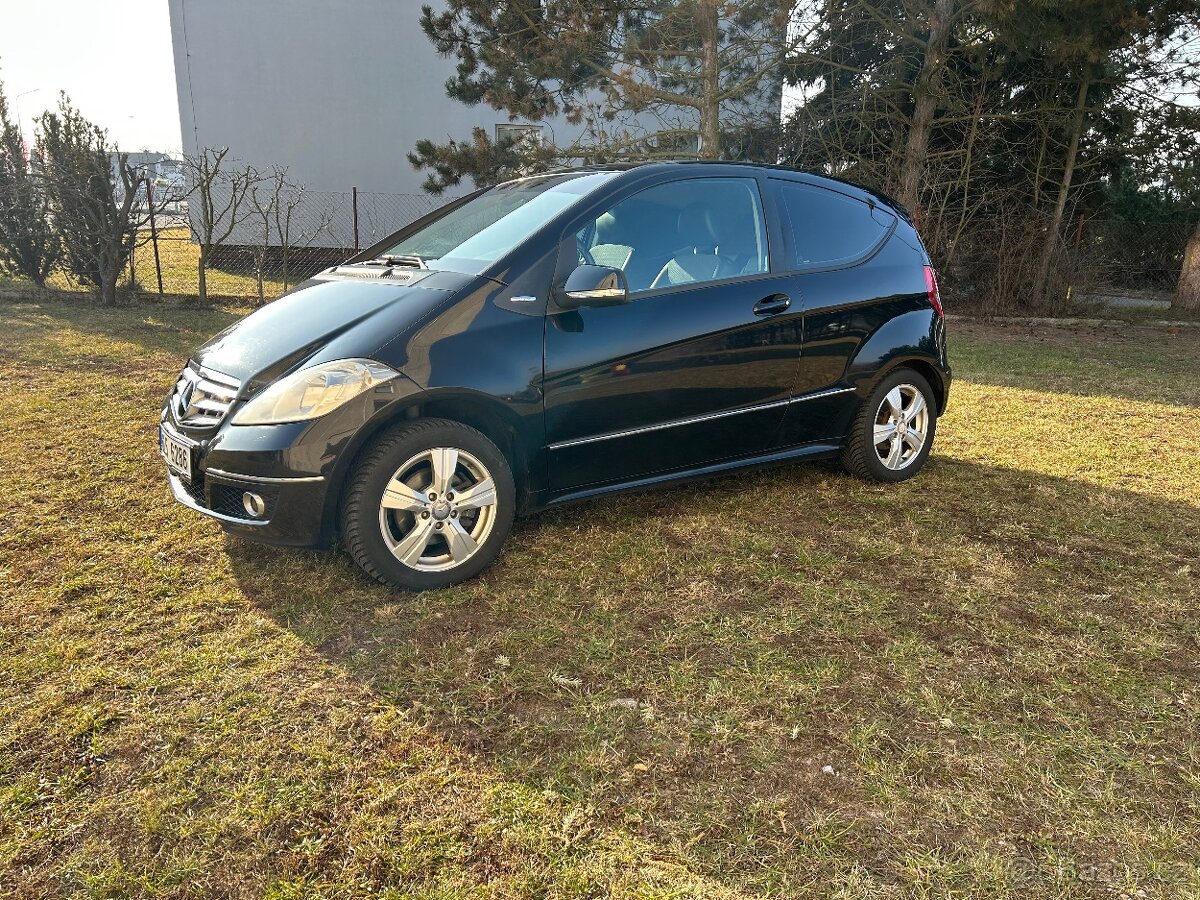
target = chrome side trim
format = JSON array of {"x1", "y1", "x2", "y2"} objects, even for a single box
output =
[
  {"x1": 790, "y1": 386, "x2": 857, "y2": 402},
  {"x1": 566, "y1": 287, "x2": 625, "y2": 301},
  {"x1": 205, "y1": 468, "x2": 326, "y2": 484},
  {"x1": 548, "y1": 386, "x2": 857, "y2": 450}
]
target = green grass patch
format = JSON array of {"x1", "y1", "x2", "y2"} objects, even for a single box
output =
[{"x1": 2, "y1": 298, "x2": 1198, "y2": 897}]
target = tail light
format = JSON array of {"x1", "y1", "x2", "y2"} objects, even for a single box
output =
[{"x1": 924, "y1": 265, "x2": 943, "y2": 319}]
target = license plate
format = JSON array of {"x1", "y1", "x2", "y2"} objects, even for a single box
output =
[{"x1": 160, "y1": 425, "x2": 194, "y2": 482}]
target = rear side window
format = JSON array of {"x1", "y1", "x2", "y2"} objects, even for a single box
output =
[{"x1": 773, "y1": 181, "x2": 894, "y2": 269}]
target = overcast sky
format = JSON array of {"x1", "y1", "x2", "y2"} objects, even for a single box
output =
[{"x1": 0, "y1": 0, "x2": 182, "y2": 153}]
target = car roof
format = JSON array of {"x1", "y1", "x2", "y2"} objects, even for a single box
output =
[{"x1": 516, "y1": 160, "x2": 913, "y2": 222}]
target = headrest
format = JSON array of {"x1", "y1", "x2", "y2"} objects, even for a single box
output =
[{"x1": 677, "y1": 203, "x2": 718, "y2": 250}]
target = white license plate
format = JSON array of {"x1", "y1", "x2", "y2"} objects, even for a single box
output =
[{"x1": 160, "y1": 426, "x2": 194, "y2": 482}]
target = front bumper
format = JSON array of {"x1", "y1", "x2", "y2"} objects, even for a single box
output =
[
  {"x1": 160, "y1": 408, "x2": 340, "y2": 547},
  {"x1": 164, "y1": 464, "x2": 331, "y2": 547},
  {"x1": 160, "y1": 367, "x2": 424, "y2": 546}
]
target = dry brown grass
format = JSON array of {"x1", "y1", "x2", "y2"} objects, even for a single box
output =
[{"x1": 1, "y1": 298, "x2": 1198, "y2": 898}]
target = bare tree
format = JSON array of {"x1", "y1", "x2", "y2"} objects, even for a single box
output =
[
  {"x1": 248, "y1": 166, "x2": 336, "y2": 299},
  {"x1": 183, "y1": 147, "x2": 259, "y2": 303},
  {"x1": 248, "y1": 166, "x2": 285, "y2": 304},
  {"x1": 274, "y1": 184, "x2": 336, "y2": 292}
]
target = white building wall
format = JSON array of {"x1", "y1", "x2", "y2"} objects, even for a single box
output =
[
  {"x1": 167, "y1": 0, "x2": 585, "y2": 247},
  {"x1": 167, "y1": 0, "x2": 780, "y2": 250}
]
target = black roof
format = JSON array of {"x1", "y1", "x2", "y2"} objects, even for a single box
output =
[{"x1": 533, "y1": 159, "x2": 913, "y2": 222}]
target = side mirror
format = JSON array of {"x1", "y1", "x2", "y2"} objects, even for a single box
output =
[{"x1": 558, "y1": 264, "x2": 629, "y2": 309}]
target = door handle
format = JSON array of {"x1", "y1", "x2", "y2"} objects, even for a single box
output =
[{"x1": 753, "y1": 293, "x2": 791, "y2": 316}]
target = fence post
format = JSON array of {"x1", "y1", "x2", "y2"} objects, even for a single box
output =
[
  {"x1": 1073, "y1": 213, "x2": 1085, "y2": 250},
  {"x1": 146, "y1": 180, "x2": 164, "y2": 296},
  {"x1": 352, "y1": 186, "x2": 360, "y2": 251}
]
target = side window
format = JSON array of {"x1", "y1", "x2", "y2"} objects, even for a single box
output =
[
  {"x1": 773, "y1": 181, "x2": 894, "y2": 269},
  {"x1": 575, "y1": 177, "x2": 769, "y2": 295}
]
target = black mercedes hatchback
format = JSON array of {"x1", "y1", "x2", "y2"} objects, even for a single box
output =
[{"x1": 160, "y1": 162, "x2": 950, "y2": 590}]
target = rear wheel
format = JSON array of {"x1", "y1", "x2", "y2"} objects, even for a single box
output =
[
  {"x1": 842, "y1": 369, "x2": 937, "y2": 482},
  {"x1": 342, "y1": 419, "x2": 515, "y2": 590}
]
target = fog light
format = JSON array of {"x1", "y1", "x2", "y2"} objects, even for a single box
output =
[{"x1": 242, "y1": 491, "x2": 266, "y2": 518}]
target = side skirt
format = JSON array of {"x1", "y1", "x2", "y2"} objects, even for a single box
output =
[{"x1": 538, "y1": 440, "x2": 843, "y2": 510}]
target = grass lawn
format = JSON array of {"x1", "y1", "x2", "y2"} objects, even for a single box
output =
[
  {"x1": 2, "y1": 296, "x2": 1198, "y2": 898},
  {"x1": 125, "y1": 227, "x2": 291, "y2": 300},
  {"x1": 0, "y1": 227, "x2": 295, "y2": 302}
]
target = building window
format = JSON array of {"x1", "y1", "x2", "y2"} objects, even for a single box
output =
[{"x1": 495, "y1": 124, "x2": 543, "y2": 150}]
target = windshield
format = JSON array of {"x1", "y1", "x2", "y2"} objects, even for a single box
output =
[{"x1": 381, "y1": 171, "x2": 618, "y2": 274}]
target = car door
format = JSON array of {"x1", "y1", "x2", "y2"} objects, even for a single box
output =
[
  {"x1": 767, "y1": 178, "x2": 902, "y2": 446},
  {"x1": 543, "y1": 175, "x2": 803, "y2": 493}
]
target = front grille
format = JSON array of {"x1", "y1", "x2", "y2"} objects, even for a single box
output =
[
  {"x1": 170, "y1": 364, "x2": 241, "y2": 427},
  {"x1": 179, "y1": 473, "x2": 207, "y2": 507}
]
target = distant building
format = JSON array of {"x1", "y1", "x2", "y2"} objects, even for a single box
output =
[
  {"x1": 167, "y1": 0, "x2": 585, "y2": 248},
  {"x1": 111, "y1": 152, "x2": 187, "y2": 206},
  {"x1": 166, "y1": 0, "x2": 780, "y2": 249}
]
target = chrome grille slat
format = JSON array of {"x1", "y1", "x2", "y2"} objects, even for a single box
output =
[
  {"x1": 171, "y1": 363, "x2": 242, "y2": 427},
  {"x1": 198, "y1": 368, "x2": 240, "y2": 389},
  {"x1": 197, "y1": 383, "x2": 236, "y2": 400}
]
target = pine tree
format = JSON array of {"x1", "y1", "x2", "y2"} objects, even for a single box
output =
[
  {"x1": 0, "y1": 82, "x2": 58, "y2": 286},
  {"x1": 410, "y1": 0, "x2": 795, "y2": 191},
  {"x1": 37, "y1": 95, "x2": 147, "y2": 306}
]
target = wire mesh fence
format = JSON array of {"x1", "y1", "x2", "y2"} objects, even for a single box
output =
[
  {"x1": 9, "y1": 179, "x2": 1195, "y2": 307},
  {"x1": 130, "y1": 188, "x2": 450, "y2": 302},
  {"x1": 1070, "y1": 218, "x2": 1196, "y2": 294}
]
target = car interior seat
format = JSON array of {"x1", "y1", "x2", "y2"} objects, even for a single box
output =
[{"x1": 651, "y1": 202, "x2": 743, "y2": 288}]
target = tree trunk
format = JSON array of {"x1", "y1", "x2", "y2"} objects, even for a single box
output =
[
  {"x1": 898, "y1": 0, "x2": 955, "y2": 218},
  {"x1": 1175, "y1": 221, "x2": 1200, "y2": 312},
  {"x1": 696, "y1": 0, "x2": 721, "y2": 159},
  {"x1": 197, "y1": 247, "x2": 209, "y2": 303},
  {"x1": 100, "y1": 266, "x2": 119, "y2": 306},
  {"x1": 1032, "y1": 73, "x2": 1091, "y2": 306}
]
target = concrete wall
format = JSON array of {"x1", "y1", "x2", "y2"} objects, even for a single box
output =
[
  {"x1": 167, "y1": 0, "x2": 582, "y2": 197},
  {"x1": 168, "y1": 0, "x2": 592, "y2": 247}
]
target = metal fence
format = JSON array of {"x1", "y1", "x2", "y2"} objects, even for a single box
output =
[
  {"x1": 1070, "y1": 217, "x2": 1195, "y2": 294},
  {"x1": 131, "y1": 188, "x2": 450, "y2": 301},
  {"x1": 121, "y1": 197, "x2": 1195, "y2": 306}
]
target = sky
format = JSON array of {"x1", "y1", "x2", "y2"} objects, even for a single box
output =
[{"x1": 0, "y1": 0, "x2": 182, "y2": 153}]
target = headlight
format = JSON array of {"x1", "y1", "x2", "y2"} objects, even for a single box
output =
[{"x1": 232, "y1": 359, "x2": 399, "y2": 425}]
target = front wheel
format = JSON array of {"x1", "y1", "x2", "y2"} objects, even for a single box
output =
[
  {"x1": 842, "y1": 369, "x2": 937, "y2": 482},
  {"x1": 341, "y1": 419, "x2": 516, "y2": 591}
]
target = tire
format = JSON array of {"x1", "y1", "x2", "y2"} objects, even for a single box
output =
[
  {"x1": 841, "y1": 368, "x2": 937, "y2": 483},
  {"x1": 341, "y1": 418, "x2": 516, "y2": 591}
]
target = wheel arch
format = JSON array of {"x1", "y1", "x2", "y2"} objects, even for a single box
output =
[
  {"x1": 318, "y1": 389, "x2": 533, "y2": 547},
  {"x1": 881, "y1": 357, "x2": 947, "y2": 414},
  {"x1": 844, "y1": 307, "x2": 949, "y2": 416}
]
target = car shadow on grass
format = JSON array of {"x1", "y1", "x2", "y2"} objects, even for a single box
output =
[{"x1": 226, "y1": 455, "x2": 1200, "y2": 895}]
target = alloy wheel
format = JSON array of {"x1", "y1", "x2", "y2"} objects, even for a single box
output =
[
  {"x1": 376, "y1": 447, "x2": 498, "y2": 572},
  {"x1": 872, "y1": 384, "x2": 929, "y2": 471}
]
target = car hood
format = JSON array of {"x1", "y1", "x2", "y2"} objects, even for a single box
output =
[{"x1": 192, "y1": 272, "x2": 477, "y2": 385}]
